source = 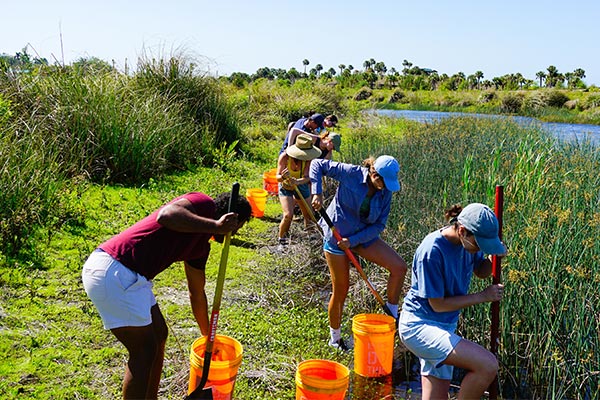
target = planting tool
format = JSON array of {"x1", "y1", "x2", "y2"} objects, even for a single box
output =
[
  {"x1": 293, "y1": 186, "x2": 319, "y2": 225},
  {"x1": 317, "y1": 208, "x2": 394, "y2": 317},
  {"x1": 186, "y1": 183, "x2": 239, "y2": 400},
  {"x1": 488, "y1": 185, "x2": 504, "y2": 400}
]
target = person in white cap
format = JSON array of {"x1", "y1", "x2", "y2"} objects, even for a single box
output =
[
  {"x1": 399, "y1": 203, "x2": 507, "y2": 400},
  {"x1": 310, "y1": 155, "x2": 408, "y2": 351}
]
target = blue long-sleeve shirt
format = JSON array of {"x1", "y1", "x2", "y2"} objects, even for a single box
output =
[{"x1": 309, "y1": 159, "x2": 392, "y2": 248}]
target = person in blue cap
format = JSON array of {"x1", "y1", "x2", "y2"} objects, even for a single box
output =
[
  {"x1": 398, "y1": 203, "x2": 507, "y2": 400},
  {"x1": 310, "y1": 155, "x2": 408, "y2": 351}
]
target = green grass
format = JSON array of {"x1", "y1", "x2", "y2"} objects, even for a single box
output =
[{"x1": 2, "y1": 59, "x2": 600, "y2": 398}]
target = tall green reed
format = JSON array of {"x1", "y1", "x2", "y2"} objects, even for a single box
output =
[{"x1": 340, "y1": 115, "x2": 599, "y2": 398}]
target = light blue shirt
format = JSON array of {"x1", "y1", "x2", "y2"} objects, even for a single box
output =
[
  {"x1": 402, "y1": 229, "x2": 485, "y2": 325},
  {"x1": 309, "y1": 159, "x2": 392, "y2": 248}
]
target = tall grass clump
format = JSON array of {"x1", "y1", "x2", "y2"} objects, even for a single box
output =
[
  {"x1": 134, "y1": 55, "x2": 243, "y2": 165},
  {"x1": 228, "y1": 78, "x2": 343, "y2": 128},
  {"x1": 338, "y1": 115, "x2": 599, "y2": 398},
  {"x1": 0, "y1": 119, "x2": 64, "y2": 259}
]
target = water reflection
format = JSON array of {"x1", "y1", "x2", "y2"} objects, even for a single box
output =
[{"x1": 371, "y1": 109, "x2": 600, "y2": 146}]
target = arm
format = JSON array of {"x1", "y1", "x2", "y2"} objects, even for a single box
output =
[
  {"x1": 185, "y1": 262, "x2": 209, "y2": 336},
  {"x1": 156, "y1": 198, "x2": 237, "y2": 234},
  {"x1": 428, "y1": 284, "x2": 504, "y2": 313},
  {"x1": 288, "y1": 127, "x2": 319, "y2": 148},
  {"x1": 474, "y1": 256, "x2": 493, "y2": 279}
]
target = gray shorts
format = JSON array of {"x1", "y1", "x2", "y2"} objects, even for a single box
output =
[
  {"x1": 398, "y1": 311, "x2": 462, "y2": 380},
  {"x1": 82, "y1": 250, "x2": 156, "y2": 330}
]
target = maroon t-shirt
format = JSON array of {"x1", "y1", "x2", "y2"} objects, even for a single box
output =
[{"x1": 99, "y1": 192, "x2": 215, "y2": 279}]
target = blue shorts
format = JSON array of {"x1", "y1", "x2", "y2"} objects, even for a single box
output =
[
  {"x1": 398, "y1": 311, "x2": 462, "y2": 380},
  {"x1": 323, "y1": 236, "x2": 379, "y2": 256},
  {"x1": 279, "y1": 183, "x2": 310, "y2": 199}
]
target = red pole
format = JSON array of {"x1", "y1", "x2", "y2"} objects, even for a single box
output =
[{"x1": 488, "y1": 185, "x2": 504, "y2": 399}]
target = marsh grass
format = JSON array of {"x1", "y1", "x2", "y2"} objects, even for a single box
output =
[{"x1": 339, "y1": 115, "x2": 599, "y2": 399}]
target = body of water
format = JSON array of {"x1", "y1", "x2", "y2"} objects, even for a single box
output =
[{"x1": 372, "y1": 109, "x2": 600, "y2": 146}]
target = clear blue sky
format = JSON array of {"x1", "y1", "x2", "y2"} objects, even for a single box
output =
[{"x1": 4, "y1": 0, "x2": 599, "y2": 85}]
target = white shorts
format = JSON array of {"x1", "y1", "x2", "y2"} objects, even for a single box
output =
[
  {"x1": 398, "y1": 311, "x2": 462, "y2": 380},
  {"x1": 82, "y1": 250, "x2": 156, "y2": 330}
]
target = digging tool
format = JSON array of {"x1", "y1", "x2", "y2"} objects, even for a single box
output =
[
  {"x1": 317, "y1": 208, "x2": 393, "y2": 317},
  {"x1": 488, "y1": 185, "x2": 504, "y2": 400},
  {"x1": 293, "y1": 186, "x2": 319, "y2": 225},
  {"x1": 185, "y1": 183, "x2": 239, "y2": 400}
]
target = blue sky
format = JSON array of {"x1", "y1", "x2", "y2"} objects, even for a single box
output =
[{"x1": 4, "y1": 0, "x2": 599, "y2": 85}]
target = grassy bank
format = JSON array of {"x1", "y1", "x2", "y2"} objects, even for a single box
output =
[
  {"x1": 1, "y1": 114, "x2": 599, "y2": 399},
  {"x1": 1, "y1": 58, "x2": 599, "y2": 399}
]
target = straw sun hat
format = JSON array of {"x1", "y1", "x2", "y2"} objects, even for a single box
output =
[{"x1": 285, "y1": 134, "x2": 321, "y2": 161}]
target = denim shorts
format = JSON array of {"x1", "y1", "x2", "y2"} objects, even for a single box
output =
[
  {"x1": 398, "y1": 311, "x2": 461, "y2": 380},
  {"x1": 279, "y1": 182, "x2": 310, "y2": 199},
  {"x1": 82, "y1": 250, "x2": 156, "y2": 330},
  {"x1": 323, "y1": 236, "x2": 379, "y2": 256}
]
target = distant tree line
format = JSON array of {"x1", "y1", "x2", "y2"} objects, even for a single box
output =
[
  {"x1": 1, "y1": 48, "x2": 589, "y2": 92},
  {"x1": 225, "y1": 58, "x2": 589, "y2": 91}
]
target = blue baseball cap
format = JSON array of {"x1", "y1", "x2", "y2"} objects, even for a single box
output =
[
  {"x1": 309, "y1": 113, "x2": 325, "y2": 129},
  {"x1": 373, "y1": 155, "x2": 401, "y2": 192},
  {"x1": 457, "y1": 203, "x2": 506, "y2": 255}
]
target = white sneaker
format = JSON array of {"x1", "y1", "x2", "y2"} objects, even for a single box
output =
[{"x1": 328, "y1": 337, "x2": 352, "y2": 352}]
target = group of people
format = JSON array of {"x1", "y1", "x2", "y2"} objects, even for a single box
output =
[
  {"x1": 275, "y1": 111, "x2": 507, "y2": 399},
  {"x1": 81, "y1": 110, "x2": 507, "y2": 400}
]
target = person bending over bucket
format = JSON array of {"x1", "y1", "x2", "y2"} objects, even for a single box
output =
[
  {"x1": 310, "y1": 155, "x2": 408, "y2": 351},
  {"x1": 398, "y1": 203, "x2": 507, "y2": 400},
  {"x1": 82, "y1": 192, "x2": 252, "y2": 399}
]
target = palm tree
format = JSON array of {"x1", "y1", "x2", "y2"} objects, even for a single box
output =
[
  {"x1": 302, "y1": 59, "x2": 309, "y2": 74},
  {"x1": 363, "y1": 59, "x2": 372, "y2": 71},
  {"x1": 315, "y1": 64, "x2": 323, "y2": 77},
  {"x1": 474, "y1": 71, "x2": 484, "y2": 89},
  {"x1": 546, "y1": 65, "x2": 559, "y2": 87},
  {"x1": 402, "y1": 59, "x2": 413, "y2": 75},
  {"x1": 338, "y1": 64, "x2": 345, "y2": 75},
  {"x1": 536, "y1": 71, "x2": 546, "y2": 87},
  {"x1": 573, "y1": 68, "x2": 586, "y2": 79},
  {"x1": 374, "y1": 61, "x2": 387, "y2": 78}
]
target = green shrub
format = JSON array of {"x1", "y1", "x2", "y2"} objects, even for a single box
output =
[
  {"x1": 353, "y1": 86, "x2": 372, "y2": 101},
  {"x1": 501, "y1": 93, "x2": 523, "y2": 113},
  {"x1": 388, "y1": 90, "x2": 405, "y2": 103},
  {"x1": 545, "y1": 90, "x2": 569, "y2": 107}
]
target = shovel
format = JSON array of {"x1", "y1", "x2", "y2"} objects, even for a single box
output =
[{"x1": 185, "y1": 183, "x2": 239, "y2": 400}]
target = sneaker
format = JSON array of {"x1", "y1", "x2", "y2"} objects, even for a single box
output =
[
  {"x1": 328, "y1": 337, "x2": 352, "y2": 352},
  {"x1": 276, "y1": 237, "x2": 289, "y2": 253}
]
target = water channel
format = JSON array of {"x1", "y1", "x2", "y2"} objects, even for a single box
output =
[{"x1": 371, "y1": 109, "x2": 600, "y2": 146}]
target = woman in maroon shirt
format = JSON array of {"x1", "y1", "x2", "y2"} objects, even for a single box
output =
[{"x1": 82, "y1": 191, "x2": 251, "y2": 399}]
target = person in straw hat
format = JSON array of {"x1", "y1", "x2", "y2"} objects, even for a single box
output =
[{"x1": 276, "y1": 133, "x2": 321, "y2": 251}]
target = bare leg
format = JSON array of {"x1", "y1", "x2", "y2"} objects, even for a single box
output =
[
  {"x1": 278, "y1": 195, "x2": 294, "y2": 239},
  {"x1": 421, "y1": 374, "x2": 451, "y2": 400},
  {"x1": 354, "y1": 238, "x2": 408, "y2": 304},
  {"x1": 324, "y1": 251, "x2": 350, "y2": 330},
  {"x1": 111, "y1": 304, "x2": 168, "y2": 399},
  {"x1": 444, "y1": 339, "x2": 498, "y2": 400}
]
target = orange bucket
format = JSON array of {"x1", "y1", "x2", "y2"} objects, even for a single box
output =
[
  {"x1": 188, "y1": 335, "x2": 243, "y2": 400},
  {"x1": 295, "y1": 359, "x2": 349, "y2": 400},
  {"x1": 352, "y1": 314, "x2": 396, "y2": 377},
  {"x1": 263, "y1": 168, "x2": 278, "y2": 195},
  {"x1": 245, "y1": 188, "x2": 268, "y2": 218}
]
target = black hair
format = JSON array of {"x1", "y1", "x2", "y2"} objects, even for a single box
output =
[{"x1": 214, "y1": 192, "x2": 252, "y2": 224}]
